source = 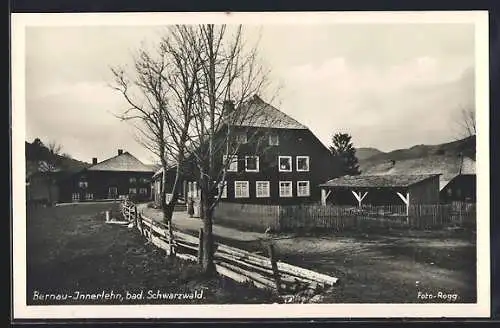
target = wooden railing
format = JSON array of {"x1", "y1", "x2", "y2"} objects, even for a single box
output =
[{"x1": 116, "y1": 200, "x2": 339, "y2": 302}]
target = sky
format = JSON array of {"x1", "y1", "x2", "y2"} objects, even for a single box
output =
[{"x1": 25, "y1": 23, "x2": 475, "y2": 164}]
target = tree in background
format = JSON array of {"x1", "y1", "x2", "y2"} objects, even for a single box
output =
[
  {"x1": 455, "y1": 107, "x2": 476, "y2": 139},
  {"x1": 329, "y1": 132, "x2": 361, "y2": 176},
  {"x1": 30, "y1": 138, "x2": 64, "y2": 205}
]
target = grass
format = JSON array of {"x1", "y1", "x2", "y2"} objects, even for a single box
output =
[{"x1": 26, "y1": 203, "x2": 280, "y2": 305}]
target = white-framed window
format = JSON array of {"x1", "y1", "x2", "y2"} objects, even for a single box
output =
[
  {"x1": 78, "y1": 181, "x2": 88, "y2": 189},
  {"x1": 278, "y1": 156, "x2": 292, "y2": 172},
  {"x1": 256, "y1": 181, "x2": 270, "y2": 198},
  {"x1": 85, "y1": 193, "x2": 94, "y2": 200},
  {"x1": 72, "y1": 193, "x2": 80, "y2": 201},
  {"x1": 269, "y1": 134, "x2": 279, "y2": 146},
  {"x1": 223, "y1": 155, "x2": 238, "y2": 172},
  {"x1": 234, "y1": 181, "x2": 249, "y2": 198},
  {"x1": 245, "y1": 156, "x2": 259, "y2": 172},
  {"x1": 296, "y1": 156, "x2": 310, "y2": 172},
  {"x1": 109, "y1": 187, "x2": 118, "y2": 197},
  {"x1": 139, "y1": 188, "x2": 148, "y2": 195},
  {"x1": 279, "y1": 181, "x2": 293, "y2": 198},
  {"x1": 215, "y1": 181, "x2": 227, "y2": 199},
  {"x1": 297, "y1": 181, "x2": 310, "y2": 197},
  {"x1": 129, "y1": 177, "x2": 137, "y2": 184},
  {"x1": 140, "y1": 177, "x2": 150, "y2": 184},
  {"x1": 129, "y1": 188, "x2": 137, "y2": 194},
  {"x1": 235, "y1": 131, "x2": 248, "y2": 144}
]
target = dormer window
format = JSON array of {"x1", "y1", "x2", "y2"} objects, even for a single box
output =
[{"x1": 269, "y1": 134, "x2": 279, "y2": 146}]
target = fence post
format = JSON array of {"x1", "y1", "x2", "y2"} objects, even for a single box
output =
[
  {"x1": 134, "y1": 205, "x2": 138, "y2": 226},
  {"x1": 267, "y1": 242, "x2": 282, "y2": 294},
  {"x1": 197, "y1": 228, "x2": 204, "y2": 265},
  {"x1": 138, "y1": 213, "x2": 144, "y2": 236}
]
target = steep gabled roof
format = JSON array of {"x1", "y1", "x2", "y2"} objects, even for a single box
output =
[
  {"x1": 233, "y1": 95, "x2": 308, "y2": 130},
  {"x1": 87, "y1": 151, "x2": 154, "y2": 173},
  {"x1": 320, "y1": 174, "x2": 440, "y2": 189}
]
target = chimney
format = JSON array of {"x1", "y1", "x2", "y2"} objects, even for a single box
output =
[
  {"x1": 92, "y1": 157, "x2": 98, "y2": 165},
  {"x1": 118, "y1": 149, "x2": 123, "y2": 156}
]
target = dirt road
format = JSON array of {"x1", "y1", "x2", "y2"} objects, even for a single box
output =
[{"x1": 139, "y1": 205, "x2": 477, "y2": 303}]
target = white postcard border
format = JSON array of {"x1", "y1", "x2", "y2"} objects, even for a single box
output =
[{"x1": 11, "y1": 11, "x2": 490, "y2": 319}]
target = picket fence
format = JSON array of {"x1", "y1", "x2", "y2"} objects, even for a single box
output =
[{"x1": 213, "y1": 202, "x2": 476, "y2": 232}]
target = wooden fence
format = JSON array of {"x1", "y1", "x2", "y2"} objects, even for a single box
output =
[
  {"x1": 114, "y1": 200, "x2": 339, "y2": 302},
  {"x1": 214, "y1": 202, "x2": 476, "y2": 232}
]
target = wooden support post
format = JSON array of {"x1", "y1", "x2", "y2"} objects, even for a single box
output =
[
  {"x1": 351, "y1": 190, "x2": 368, "y2": 208},
  {"x1": 105, "y1": 211, "x2": 110, "y2": 222},
  {"x1": 396, "y1": 192, "x2": 410, "y2": 224},
  {"x1": 321, "y1": 189, "x2": 332, "y2": 206},
  {"x1": 267, "y1": 243, "x2": 282, "y2": 294},
  {"x1": 197, "y1": 228, "x2": 204, "y2": 265}
]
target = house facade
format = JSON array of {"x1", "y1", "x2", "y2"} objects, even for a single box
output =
[
  {"x1": 59, "y1": 149, "x2": 154, "y2": 203},
  {"x1": 152, "y1": 95, "x2": 341, "y2": 206},
  {"x1": 439, "y1": 156, "x2": 476, "y2": 203},
  {"x1": 440, "y1": 174, "x2": 476, "y2": 203}
]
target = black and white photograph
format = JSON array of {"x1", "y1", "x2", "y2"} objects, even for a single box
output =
[{"x1": 11, "y1": 11, "x2": 490, "y2": 319}]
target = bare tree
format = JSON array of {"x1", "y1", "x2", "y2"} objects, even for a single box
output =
[
  {"x1": 110, "y1": 26, "x2": 201, "y2": 255},
  {"x1": 183, "y1": 25, "x2": 278, "y2": 274},
  {"x1": 454, "y1": 107, "x2": 476, "y2": 139},
  {"x1": 111, "y1": 25, "x2": 279, "y2": 272},
  {"x1": 36, "y1": 139, "x2": 63, "y2": 205}
]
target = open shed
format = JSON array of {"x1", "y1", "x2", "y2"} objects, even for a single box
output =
[{"x1": 319, "y1": 174, "x2": 441, "y2": 214}]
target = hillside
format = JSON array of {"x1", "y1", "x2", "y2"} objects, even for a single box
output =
[
  {"x1": 359, "y1": 135, "x2": 476, "y2": 166},
  {"x1": 355, "y1": 147, "x2": 385, "y2": 161},
  {"x1": 358, "y1": 136, "x2": 476, "y2": 189},
  {"x1": 25, "y1": 140, "x2": 90, "y2": 178}
]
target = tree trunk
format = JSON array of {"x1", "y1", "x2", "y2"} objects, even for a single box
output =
[
  {"x1": 160, "y1": 161, "x2": 177, "y2": 256},
  {"x1": 201, "y1": 190, "x2": 216, "y2": 275}
]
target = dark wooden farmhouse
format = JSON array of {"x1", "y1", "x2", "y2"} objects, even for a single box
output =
[
  {"x1": 25, "y1": 139, "x2": 91, "y2": 205},
  {"x1": 319, "y1": 174, "x2": 441, "y2": 212},
  {"x1": 439, "y1": 156, "x2": 476, "y2": 203},
  {"x1": 151, "y1": 95, "x2": 341, "y2": 207},
  {"x1": 58, "y1": 149, "x2": 154, "y2": 203}
]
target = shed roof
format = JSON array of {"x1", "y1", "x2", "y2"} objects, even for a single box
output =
[
  {"x1": 87, "y1": 151, "x2": 154, "y2": 173},
  {"x1": 320, "y1": 174, "x2": 440, "y2": 189}
]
